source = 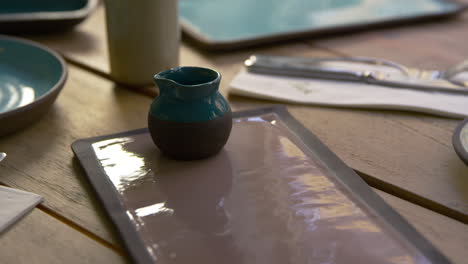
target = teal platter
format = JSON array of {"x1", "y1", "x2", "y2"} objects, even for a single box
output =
[
  {"x1": 0, "y1": 35, "x2": 67, "y2": 136},
  {"x1": 180, "y1": 0, "x2": 466, "y2": 50},
  {"x1": 0, "y1": 0, "x2": 98, "y2": 33}
]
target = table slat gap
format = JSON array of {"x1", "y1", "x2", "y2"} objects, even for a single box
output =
[
  {"x1": 304, "y1": 41, "x2": 351, "y2": 57},
  {"x1": 356, "y1": 169, "x2": 468, "y2": 224},
  {"x1": 0, "y1": 180, "x2": 125, "y2": 256},
  {"x1": 36, "y1": 203, "x2": 126, "y2": 256},
  {"x1": 63, "y1": 55, "x2": 111, "y2": 82}
]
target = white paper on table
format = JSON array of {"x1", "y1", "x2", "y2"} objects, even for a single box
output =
[
  {"x1": 229, "y1": 70, "x2": 468, "y2": 119},
  {"x1": 0, "y1": 186, "x2": 43, "y2": 233}
]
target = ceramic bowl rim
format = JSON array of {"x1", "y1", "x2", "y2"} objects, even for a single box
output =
[
  {"x1": 0, "y1": 34, "x2": 68, "y2": 120},
  {"x1": 452, "y1": 117, "x2": 468, "y2": 166}
]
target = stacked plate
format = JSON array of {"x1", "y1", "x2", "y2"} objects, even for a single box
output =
[
  {"x1": 453, "y1": 118, "x2": 468, "y2": 165},
  {"x1": 0, "y1": 35, "x2": 67, "y2": 136}
]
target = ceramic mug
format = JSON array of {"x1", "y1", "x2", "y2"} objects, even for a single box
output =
[{"x1": 104, "y1": 0, "x2": 179, "y2": 86}]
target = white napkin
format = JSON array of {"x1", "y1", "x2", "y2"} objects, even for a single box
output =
[
  {"x1": 230, "y1": 70, "x2": 468, "y2": 119},
  {"x1": 0, "y1": 186, "x2": 43, "y2": 233}
]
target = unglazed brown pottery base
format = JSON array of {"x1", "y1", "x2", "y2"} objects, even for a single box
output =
[{"x1": 148, "y1": 112, "x2": 232, "y2": 160}]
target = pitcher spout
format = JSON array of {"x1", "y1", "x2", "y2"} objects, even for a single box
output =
[
  {"x1": 153, "y1": 74, "x2": 176, "y2": 96},
  {"x1": 153, "y1": 67, "x2": 221, "y2": 100}
]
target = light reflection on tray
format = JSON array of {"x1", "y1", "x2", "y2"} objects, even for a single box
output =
[
  {"x1": 95, "y1": 115, "x2": 417, "y2": 263},
  {"x1": 73, "y1": 107, "x2": 450, "y2": 264}
]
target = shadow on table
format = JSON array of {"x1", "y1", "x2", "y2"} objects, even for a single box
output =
[{"x1": 18, "y1": 29, "x2": 99, "y2": 54}]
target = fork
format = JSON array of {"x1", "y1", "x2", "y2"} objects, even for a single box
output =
[{"x1": 412, "y1": 60, "x2": 468, "y2": 87}]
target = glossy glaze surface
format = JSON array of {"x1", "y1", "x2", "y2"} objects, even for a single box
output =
[
  {"x1": 150, "y1": 67, "x2": 230, "y2": 123},
  {"x1": 180, "y1": 0, "x2": 457, "y2": 42},
  {"x1": 0, "y1": 36, "x2": 64, "y2": 114},
  {"x1": 91, "y1": 113, "x2": 427, "y2": 263}
]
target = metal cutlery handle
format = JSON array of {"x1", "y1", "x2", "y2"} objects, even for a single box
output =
[
  {"x1": 245, "y1": 54, "x2": 367, "y2": 82},
  {"x1": 244, "y1": 54, "x2": 468, "y2": 95},
  {"x1": 245, "y1": 54, "x2": 410, "y2": 82},
  {"x1": 443, "y1": 60, "x2": 468, "y2": 80}
]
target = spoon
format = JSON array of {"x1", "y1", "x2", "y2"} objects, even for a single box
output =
[
  {"x1": 0, "y1": 152, "x2": 6, "y2": 162},
  {"x1": 441, "y1": 60, "x2": 468, "y2": 87},
  {"x1": 442, "y1": 60, "x2": 468, "y2": 80}
]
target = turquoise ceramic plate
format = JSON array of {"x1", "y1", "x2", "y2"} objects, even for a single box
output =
[
  {"x1": 453, "y1": 118, "x2": 468, "y2": 166},
  {"x1": 0, "y1": 35, "x2": 67, "y2": 136},
  {"x1": 0, "y1": 0, "x2": 97, "y2": 33},
  {"x1": 180, "y1": 0, "x2": 466, "y2": 50}
]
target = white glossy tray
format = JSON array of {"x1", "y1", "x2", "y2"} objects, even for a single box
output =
[{"x1": 72, "y1": 106, "x2": 451, "y2": 264}]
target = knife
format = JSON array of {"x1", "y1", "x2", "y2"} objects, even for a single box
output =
[{"x1": 245, "y1": 55, "x2": 468, "y2": 95}]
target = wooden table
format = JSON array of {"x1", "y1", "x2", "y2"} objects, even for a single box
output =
[{"x1": 1, "y1": 3, "x2": 468, "y2": 263}]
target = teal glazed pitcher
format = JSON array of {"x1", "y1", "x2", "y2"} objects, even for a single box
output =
[{"x1": 148, "y1": 67, "x2": 232, "y2": 160}]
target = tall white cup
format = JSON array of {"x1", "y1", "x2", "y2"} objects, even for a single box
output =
[{"x1": 104, "y1": 0, "x2": 179, "y2": 86}]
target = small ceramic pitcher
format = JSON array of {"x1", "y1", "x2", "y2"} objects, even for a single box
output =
[{"x1": 148, "y1": 67, "x2": 232, "y2": 160}]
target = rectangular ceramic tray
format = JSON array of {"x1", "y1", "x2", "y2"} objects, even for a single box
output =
[
  {"x1": 72, "y1": 106, "x2": 451, "y2": 264},
  {"x1": 0, "y1": 0, "x2": 97, "y2": 33},
  {"x1": 180, "y1": 0, "x2": 466, "y2": 50}
]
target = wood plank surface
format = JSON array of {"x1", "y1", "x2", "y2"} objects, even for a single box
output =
[
  {"x1": 0, "y1": 2, "x2": 466, "y2": 260},
  {"x1": 287, "y1": 105, "x2": 468, "y2": 222},
  {"x1": 377, "y1": 190, "x2": 468, "y2": 264},
  {"x1": 21, "y1": 3, "x2": 222, "y2": 77},
  {"x1": 0, "y1": 209, "x2": 127, "y2": 264},
  {"x1": 0, "y1": 67, "x2": 465, "y2": 263},
  {"x1": 21, "y1": 2, "x2": 110, "y2": 75},
  {"x1": 0, "y1": 188, "x2": 465, "y2": 264},
  {"x1": 0, "y1": 64, "x2": 153, "y2": 245},
  {"x1": 299, "y1": 6, "x2": 468, "y2": 220},
  {"x1": 207, "y1": 51, "x2": 468, "y2": 222},
  {"x1": 20, "y1": 3, "x2": 468, "y2": 221},
  {"x1": 313, "y1": 5, "x2": 468, "y2": 69},
  {"x1": 0, "y1": 47, "x2": 334, "y2": 248},
  {"x1": 22, "y1": 3, "x2": 326, "y2": 89}
]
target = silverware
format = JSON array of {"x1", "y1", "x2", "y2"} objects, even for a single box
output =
[
  {"x1": 0, "y1": 152, "x2": 6, "y2": 162},
  {"x1": 245, "y1": 55, "x2": 468, "y2": 95},
  {"x1": 441, "y1": 59, "x2": 468, "y2": 80},
  {"x1": 412, "y1": 60, "x2": 468, "y2": 87}
]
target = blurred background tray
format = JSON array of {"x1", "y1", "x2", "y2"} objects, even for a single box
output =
[
  {"x1": 0, "y1": 0, "x2": 98, "y2": 33},
  {"x1": 180, "y1": 0, "x2": 466, "y2": 50}
]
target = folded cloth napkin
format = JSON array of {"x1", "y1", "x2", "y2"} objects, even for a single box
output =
[
  {"x1": 0, "y1": 186, "x2": 43, "y2": 233},
  {"x1": 230, "y1": 70, "x2": 468, "y2": 119}
]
